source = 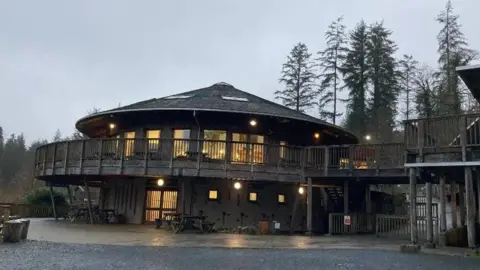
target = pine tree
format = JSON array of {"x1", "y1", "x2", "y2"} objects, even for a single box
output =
[
  {"x1": 414, "y1": 65, "x2": 437, "y2": 118},
  {"x1": 276, "y1": 42, "x2": 318, "y2": 112},
  {"x1": 398, "y1": 55, "x2": 418, "y2": 120},
  {"x1": 317, "y1": 16, "x2": 348, "y2": 124},
  {"x1": 365, "y1": 22, "x2": 399, "y2": 143},
  {"x1": 342, "y1": 21, "x2": 369, "y2": 138},
  {"x1": 436, "y1": 0, "x2": 478, "y2": 115}
]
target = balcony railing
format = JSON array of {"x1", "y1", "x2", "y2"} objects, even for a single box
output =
[
  {"x1": 404, "y1": 113, "x2": 480, "y2": 150},
  {"x1": 34, "y1": 138, "x2": 405, "y2": 177}
]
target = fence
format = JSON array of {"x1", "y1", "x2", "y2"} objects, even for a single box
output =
[
  {"x1": 0, "y1": 203, "x2": 69, "y2": 218},
  {"x1": 328, "y1": 213, "x2": 376, "y2": 234}
]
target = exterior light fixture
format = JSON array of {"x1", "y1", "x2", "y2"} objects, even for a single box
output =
[
  {"x1": 298, "y1": 187, "x2": 305, "y2": 195},
  {"x1": 249, "y1": 119, "x2": 257, "y2": 127},
  {"x1": 109, "y1": 123, "x2": 116, "y2": 129},
  {"x1": 365, "y1": 134, "x2": 371, "y2": 141},
  {"x1": 314, "y1": 132, "x2": 320, "y2": 139},
  {"x1": 157, "y1": 178, "x2": 165, "y2": 186},
  {"x1": 234, "y1": 181, "x2": 242, "y2": 190}
]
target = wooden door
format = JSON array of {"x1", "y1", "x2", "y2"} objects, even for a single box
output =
[{"x1": 144, "y1": 190, "x2": 178, "y2": 222}]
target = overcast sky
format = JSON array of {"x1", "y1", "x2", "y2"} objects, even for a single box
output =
[{"x1": 1, "y1": 0, "x2": 479, "y2": 143}]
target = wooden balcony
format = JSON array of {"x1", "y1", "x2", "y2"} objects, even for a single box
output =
[
  {"x1": 404, "y1": 113, "x2": 480, "y2": 164},
  {"x1": 34, "y1": 138, "x2": 406, "y2": 183}
]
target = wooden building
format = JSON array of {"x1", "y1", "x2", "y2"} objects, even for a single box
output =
[{"x1": 35, "y1": 82, "x2": 409, "y2": 233}]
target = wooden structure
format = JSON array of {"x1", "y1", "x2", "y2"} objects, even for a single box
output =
[{"x1": 401, "y1": 65, "x2": 480, "y2": 249}]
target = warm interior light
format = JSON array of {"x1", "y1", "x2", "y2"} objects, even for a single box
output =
[
  {"x1": 157, "y1": 179, "x2": 164, "y2": 186},
  {"x1": 249, "y1": 119, "x2": 257, "y2": 127},
  {"x1": 109, "y1": 123, "x2": 116, "y2": 129},
  {"x1": 365, "y1": 134, "x2": 371, "y2": 141},
  {"x1": 234, "y1": 182, "x2": 242, "y2": 190},
  {"x1": 298, "y1": 187, "x2": 305, "y2": 195},
  {"x1": 314, "y1": 132, "x2": 320, "y2": 139}
]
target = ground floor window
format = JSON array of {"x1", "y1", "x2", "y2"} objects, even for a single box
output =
[{"x1": 144, "y1": 189, "x2": 178, "y2": 222}]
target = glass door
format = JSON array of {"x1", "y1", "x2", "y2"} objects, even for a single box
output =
[{"x1": 144, "y1": 190, "x2": 178, "y2": 222}]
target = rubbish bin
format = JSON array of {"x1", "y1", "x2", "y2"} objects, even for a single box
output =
[{"x1": 258, "y1": 220, "x2": 269, "y2": 235}]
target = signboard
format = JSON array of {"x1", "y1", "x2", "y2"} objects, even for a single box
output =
[{"x1": 344, "y1": 215, "x2": 351, "y2": 225}]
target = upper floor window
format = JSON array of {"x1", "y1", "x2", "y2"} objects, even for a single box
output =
[
  {"x1": 203, "y1": 130, "x2": 226, "y2": 160},
  {"x1": 231, "y1": 133, "x2": 264, "y2": 163},
  {"x1": 124, "y1": 131, "x2": 135, "y2": 156},
  {"x1": 146, "y1": 130, "x2": 161, "y2": 151},
  {"x1": 173, "y1": 129, "x2": 191, "y2": 157}
]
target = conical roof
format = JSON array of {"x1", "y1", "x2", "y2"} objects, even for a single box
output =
[{"x1": 76, "y1": 82, "x2": 357, "y2": 141}]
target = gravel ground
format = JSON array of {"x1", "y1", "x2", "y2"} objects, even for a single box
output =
[{"x1": 0, "y1": 241, "x2": 479, "y2": 270}]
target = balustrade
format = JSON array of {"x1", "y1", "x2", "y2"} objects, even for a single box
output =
[{"x1": 34, "y1": 138, "x2": 405, "y2": 177}]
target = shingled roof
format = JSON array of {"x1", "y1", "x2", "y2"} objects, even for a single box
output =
[{"x1": 77, "y1": 82, "x2": 357, "y2": 140}]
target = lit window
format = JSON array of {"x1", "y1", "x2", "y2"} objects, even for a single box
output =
[
  {"x1": 203, "y1": 130, "x2": 226, "y2": 159},
  {"x1": 231, "y1": 133, "x2": 264, "y2": 163},
  {"x1": 164, "y1": 95, "x2": 192, "y2": 99},
  {"x1": 221, "y1": 96, "x2": 249, "y2": 102},
  {"x1": 173, "y1": 129, "x2": 191, "y2": 157},
  {"x1": 208, "y1": 190, "x2": 218, "y2": 200},
  {"x1": 249, "y1": 192, "x2": 257, "y2": 202},
  {"x1": 124, "y1": 131, "x2": 135, "y2": 156},
  {"x1": 280, "y1": 141, "x2": 287, "y2": 158},
  {"x1": 278, "y1": 194, "x2": 285, "y2": 203},
  {"x1": 146, "y1": 130, "x2": 161, "y2": 152}
]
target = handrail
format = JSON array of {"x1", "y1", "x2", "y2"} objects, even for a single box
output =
[{"x1": 34, "y1": 138, "x2": 406, "y2": 178}]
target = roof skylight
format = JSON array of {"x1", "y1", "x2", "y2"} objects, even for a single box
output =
[
  {"x1": 222, "y1": 96, "x2": 249, "y2": 102},
  {"x1": 164, "y1": 95, "x2": 192, "y2": 99}
]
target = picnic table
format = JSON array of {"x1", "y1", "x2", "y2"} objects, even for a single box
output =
[
  {"x1": 67, "y1": 206, "x2": 116, "y2": 224},
  {"x1": 165, "y1": 214, "x2": 215, "y2": 234}
]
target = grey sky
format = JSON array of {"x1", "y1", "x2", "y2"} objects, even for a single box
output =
[{"x1": 1, "y1": 0, "x2": 479, "y2": 143}]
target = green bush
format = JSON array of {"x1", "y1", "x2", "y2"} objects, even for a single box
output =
[{"x1": 24, "y1": 187, "x2": 68, "y2": 206}]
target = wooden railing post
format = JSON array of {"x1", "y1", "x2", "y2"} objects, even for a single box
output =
[
  {"x1": 119, "y1": 139, "x2": 125, "y2": 175},
  {"x1": 79, "y1": 140, "x2": 85, "y2": 173},
  {"x1": 144, "y1": 138, "x2": 149, "y2": 175},
  {"x1": 51, "y1": 143, "x2": 57, "y2": 175},
  {"x1": 417, "y1": 119, "x2": 425, "y2": 162},
  {"x1": 42, "y1": 145, "x2": 47, "y2": 173},
  {"x1": 63, "y1": 141, "x2": 69, "y2": 172},
  {"x1": 459, "y1": 115, "x2": 467, "y2": 161},
  {"x1": 98, "y1": 139, "x2": 103, "y2": 174},
  {"x1": 323, "y1": 146, "x2": 329, "y2": 176}
]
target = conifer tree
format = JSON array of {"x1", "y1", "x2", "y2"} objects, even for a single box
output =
[
  {"x1": 342, "y1": 21, "x2": 369, "y2": 138},
  {"x1": 276, "y1": 42, "x2": 318, "y2": 112},
  {"x1": 436, "y1": 0, "x2": 478, "y2": 115},
  {"x1": 317, "y1": 16, "x2": 348, "y2": 124},
  {"x1": 398, "y1": 55, "x2": 418, "y2": 120},
  {"x1": 365, "y1": 22, "x2": 399, "y2": 143}
]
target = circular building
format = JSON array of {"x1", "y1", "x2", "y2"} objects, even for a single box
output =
[{"x1": 35, "y1": 82, "x2": 358, "y2": 230}]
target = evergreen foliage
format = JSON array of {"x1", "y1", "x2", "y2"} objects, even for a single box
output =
[
  {"x1": 317, "y1": 16, "x2": 348, "y2": 124},
  {"x1": 276, "y1": 42, "x2": 318, "y2": 112}
]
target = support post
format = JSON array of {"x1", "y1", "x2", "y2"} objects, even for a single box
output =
[
  {"x1": 307, "y1": 177, "x2": 312, "y2": 236},
  {"x1": 49, "y1": 182, "x2": 58, "y2": 221},
  {"x1": 365, "y1": 184, "x2": 372, "y2": 214},
  {"x1": 439, "y1": 175, "x2": 447, "y2": 232},
  {"x1": 451, "y1": 180, "x2": 458, "y2": 228},
  {"x1": 84, "y1": 177, "x2": 93, "y2": 224},
  {"x1": 459, "y1": 184, "x2": 466, "y2": 227},
  {"x1": 409, "y1": 168, "x2": 418, "y2": 244},
  {"x1": 343, "y1": 180, "x2": 349, "y2": 214},
  {"x1": 465, "y1": 167, "x2": 477, "y2": 248},
  {"x1": 477, "y1": 169, "x2": 480, "y2": 223},
  {"x1": 67, "y1": 185, "x2": 73, "y2": 205},
  {"x1": 426, "y1": 181, "x2": 434, "y2": 245}
]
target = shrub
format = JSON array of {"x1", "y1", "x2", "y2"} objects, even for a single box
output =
[{"x1": 23, "y1": 187, "x2": 68, "y2": 206}]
